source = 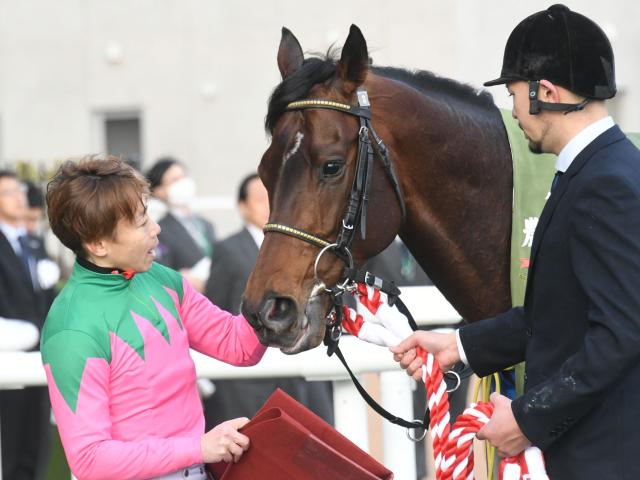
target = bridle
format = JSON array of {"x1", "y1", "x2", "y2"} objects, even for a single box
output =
[
  {"x1": 264, "y1": 89, "x2": 406, "y2": 288},
  {"x1": 262, "y1": 90, "x2": 463, "y2": 435},
  {"x1": 263, "y1": 88, "x2": 406, "y2": 348}
]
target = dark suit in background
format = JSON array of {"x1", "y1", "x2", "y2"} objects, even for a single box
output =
[
  {"x1": 203, "y1": 228, "x2": 334, "y2": 427},
  {"x1": 459, "y1": 127, "x2": 640, "y2": 479},
  {"x1": 156, "y1": 212, "x2": 215, "y2": 271},
  {"x1": 0, "y1": 230, "x2": 56, "y2": 480}
]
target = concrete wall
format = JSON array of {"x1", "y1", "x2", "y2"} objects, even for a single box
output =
[{"x1": 0, "y1": 0, "x2": 638, "y2": 236}]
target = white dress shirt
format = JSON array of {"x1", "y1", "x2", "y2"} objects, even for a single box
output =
[
  {"x1": 0, "y1": 222, "x2": 27, "y2": 255},
  {"x1": 246, "y1": 222, "x2": 265, "y2": 248},
  {"x1": 556, "y1": 116, "x2": 614, "y2": 173}
]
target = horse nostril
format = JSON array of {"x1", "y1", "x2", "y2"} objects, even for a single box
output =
[
  {"x1": 270, "y1": 297, "x2": 294, "y2": 320},
  {"x1": 260, "y1": 297, "x2": 297, "y2": 331}
]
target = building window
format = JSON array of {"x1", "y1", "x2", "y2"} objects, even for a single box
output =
[{"x1": 95, "y1": 111, "x2": 143, "y2": 170}]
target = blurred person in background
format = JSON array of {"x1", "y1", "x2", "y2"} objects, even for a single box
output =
[
  {"x1": 146, "y1": 157, "x2": 216, "y2": 292},
  {"x1": 25, "y1": 181, "x2": 61, "y2": 290},
  {"x1": 0, "y1": 178, "x2": 47, "y2": 351},
  {"x1": 0, "y1": 171, "x2": 56, "y2": 479},
  {"x1": 24, "y1": 181, "x2": 45, "y2": 235},
  {"x1": 203, "y1": 173, "x2": 334, "y2": 428}
]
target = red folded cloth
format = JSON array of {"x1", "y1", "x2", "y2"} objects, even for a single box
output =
[{"x1": 208, "y1": 388, "x2": 394, "y2": 479}]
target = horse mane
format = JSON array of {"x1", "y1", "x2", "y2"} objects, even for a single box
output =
[
  {"x1": 265, "y1": 52, "x2": 497, "y2": 134},
  {"x1": 371, "y1": 66, "x2": 495, "y2": 109}
]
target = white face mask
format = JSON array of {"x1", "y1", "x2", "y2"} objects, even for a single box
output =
[{"x1": 167, "y1": 177, "x2": 197, "y2": 208}]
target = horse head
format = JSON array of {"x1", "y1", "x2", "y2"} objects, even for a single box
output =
[{"x1": 242, "y1": 26, "x2": 404, "y2": 353}]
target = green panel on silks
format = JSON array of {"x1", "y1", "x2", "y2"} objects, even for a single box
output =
[{"x1": 504, "y1": 108, "x2": 640, "y2": 395}]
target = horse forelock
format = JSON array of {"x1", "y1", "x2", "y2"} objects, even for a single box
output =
[{"x1": 265, "y1": 53, "x2": 338, "y2": 134}]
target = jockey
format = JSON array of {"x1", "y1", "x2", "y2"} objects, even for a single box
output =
[
  {"x1": 41, "y1": 156, "x2": 267, "y2": 480},
  {"x1": 392, "y1": 5, "x2": 640, "y2": 479}
]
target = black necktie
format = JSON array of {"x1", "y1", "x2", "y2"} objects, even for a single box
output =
[
  {"x1": 17, "y1": 235, "x2": 37, "y2": 289},
  {"x1": 551, "y1": 171, "x2": 564, "y2": 192}
]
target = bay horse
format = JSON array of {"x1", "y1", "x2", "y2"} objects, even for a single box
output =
[{"x1": 242, "y1": 25, "x2": 513, "y2": 354}]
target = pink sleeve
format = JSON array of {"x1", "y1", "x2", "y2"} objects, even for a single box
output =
[
  {"x1": 45, "y1": 357, "x2": 202, "y2": 480},
  {"x1": 179, "y1": 278, "x2": 267, "y2": 366}
]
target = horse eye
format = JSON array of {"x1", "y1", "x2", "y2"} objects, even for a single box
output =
[{"x1": 322, "y1": 161, "x2": 343, "y2": 178}]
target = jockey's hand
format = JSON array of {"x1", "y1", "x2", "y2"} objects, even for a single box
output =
[
  {"x1": 201, "y1": 417, "x2": 250, "y2": 463},
  {"x1": 477, "y1": 392, "x2": 531, "y2": 457},
  {"x1": 390, "y1": 331, "x2": 460, "y2": 381}
]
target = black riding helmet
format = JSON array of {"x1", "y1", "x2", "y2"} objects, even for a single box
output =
[{"x1": 484, "y1": 4, "x2": 616, "y2": 114}]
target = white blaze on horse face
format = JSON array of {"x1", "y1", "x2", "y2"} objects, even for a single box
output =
[{"x1": 282, "y1": 131, "x2": 304, "y2": 166}]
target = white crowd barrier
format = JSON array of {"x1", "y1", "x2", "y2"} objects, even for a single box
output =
[{"x1": 0, "y1": 286, "x2": 460, "y2": 480}]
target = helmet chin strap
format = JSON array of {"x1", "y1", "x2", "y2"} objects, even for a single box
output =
[{"x1": 528, "y1": 80, "x2": 590, "y2": 115}]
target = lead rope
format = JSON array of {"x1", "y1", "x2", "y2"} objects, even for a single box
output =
[{"x1": 341, "y1": 283, "x2": 549, "y2": 480}]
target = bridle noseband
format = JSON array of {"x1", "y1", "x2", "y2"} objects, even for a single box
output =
[{"x1": 264, "y1": 89, "x2": 406, "y2": 275}]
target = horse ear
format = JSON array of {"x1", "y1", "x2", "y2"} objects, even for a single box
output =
[
  {"x1": 277, "y1": 27, "x2": 304, "y2": 79},
  {"x1": 337, "y1": 25, "x2": 369, "y2": 92}
]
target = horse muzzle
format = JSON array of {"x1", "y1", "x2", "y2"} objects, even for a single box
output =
[{"x1": 242, "y1": 293, "x2": 328, "y2": 353}]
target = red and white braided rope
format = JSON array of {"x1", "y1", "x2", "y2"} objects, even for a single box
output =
[{"x1": 342, "y1": 283, "x2": 548, "y2": 480}]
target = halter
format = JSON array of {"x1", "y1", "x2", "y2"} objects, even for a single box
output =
[{"x1": 264, "y1": 89, "x2": 406, "y2": 268}]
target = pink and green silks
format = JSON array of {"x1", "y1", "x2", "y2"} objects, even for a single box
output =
[{"x1": 41, "y1": 261, "x2": 266, "y2": 480}]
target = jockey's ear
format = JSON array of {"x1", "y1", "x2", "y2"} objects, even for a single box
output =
[
  {"x1": 337, "y1": 24, "x2": 369, "y2": 94},
  {"x1": 277, "y1": 27, "x2": 304, "y2": 80}
]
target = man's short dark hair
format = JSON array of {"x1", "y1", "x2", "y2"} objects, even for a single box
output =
[
  {"x1": 26, "y1": 181, "x2": 45, "y2": 209},
  {"x1": 0, "y1": 170, "x2": 17, "y2": 182},
  {"x1": 237, "y1": 173, "x2": 260, "y2": 203},
  {"x1": 146, "y1": 157, "x2": 180, "y2": 192}
]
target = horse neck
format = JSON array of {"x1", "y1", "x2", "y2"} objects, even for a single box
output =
[{"x1": 369, "y1": 77, "x2": 513, "y2": 320}]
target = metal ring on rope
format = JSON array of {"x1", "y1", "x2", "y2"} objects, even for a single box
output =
[
  {"x1": 313, "y1": 243, "x2": 354, "y2": 286},
  {"x1": 406, "y1": 420, "x2": 428, "y2": 443},
  {"x1": 444, "y1": 370, "x2": 462, "y2": 393}
]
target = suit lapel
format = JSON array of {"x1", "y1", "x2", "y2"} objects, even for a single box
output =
[
  {"x1": 528, "y1": 177, "x2": 569, "y2": 264},
  {"x1": 166, "y1": 213, "x2": 203, "y2": 254},
  {"x1": 528, "y1": 126, "x2": 626, "y2": 276},
  {"x1": 239, "y1": 228, "x2": 259, "y2": 260}
]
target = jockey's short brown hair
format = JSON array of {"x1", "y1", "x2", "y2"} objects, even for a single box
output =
[{"x1": 46, "y1": 155, "x2": 149, "y2": 254}]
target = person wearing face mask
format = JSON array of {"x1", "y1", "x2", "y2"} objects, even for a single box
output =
[{"x1": 146, "y1": 157, "x2": 216, "y2": 293}]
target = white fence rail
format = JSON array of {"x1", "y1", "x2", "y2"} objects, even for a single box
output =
[{"x1": 0, "y1": 286, "x2": 460, "y2": 480}]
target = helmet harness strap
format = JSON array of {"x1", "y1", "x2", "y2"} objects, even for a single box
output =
[{"x1": 528, "y1": 80, "x2": 590, "y2": 115}]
